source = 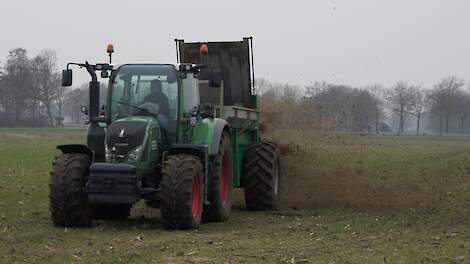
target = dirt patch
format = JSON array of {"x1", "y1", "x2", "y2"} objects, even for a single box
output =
[
  {"x1": 3, "y1": 133, "x2": 47, "y2": 139},
  {"x1": 281, "y1": 170, "x2": 440, "y2": 211}
]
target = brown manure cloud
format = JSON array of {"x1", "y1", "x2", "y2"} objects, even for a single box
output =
[{"x1": 235, "y1": 131, "x2": 470, "y2": 214}]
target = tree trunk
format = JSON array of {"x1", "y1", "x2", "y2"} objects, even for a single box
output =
[
  {"x1": 401, "y1": 117, "x2": 404, "y2": 134},
  {"x1": 45, "y1": 99, "x2": 54, "y2": 127},
  {"x1": 460, "y1": 117, "x2": 465, "y2": 134},
  {"x1": 445, "y1": 111, "x2": 450, "y2": 134},
  {"x1": 32, "y1": 100, "x2": 36, "y2": 122},
  {"x1": 398, "y1": 116, "x2": 402, "y2": 135},
  {"x1": 375, "y1": 108, "x2": 379, "y2": 134},
  {"x1": 399, "y1": 105, "x2": 405, "y2": 135},
  {"x1": 14, "y1": 104, "x2": 22, "y2": 126},
  {"x1": 416, "y1": 112, "x2": 420, "y2": 135},
  {"x1": 439, "y1": 110, "x2": 443, "y2": 136}
]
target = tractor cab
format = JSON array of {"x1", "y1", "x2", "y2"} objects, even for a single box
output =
[
  {"x1": 108, "y1": 64, "x2": 179, "y2": 129},
  {"x1": 107, "y1": 64, "x2": 178, "y2": 164}
]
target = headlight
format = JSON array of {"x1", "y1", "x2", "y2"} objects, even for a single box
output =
[{"x1": 127, "y1": 146, "x2": 143, "y2": 162}]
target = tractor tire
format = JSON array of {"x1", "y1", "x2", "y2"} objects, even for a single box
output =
[
  {"x1": 160, "y1": 154, "x2": 203, "y2": 229},
  {"x1": 49, "y1": 153, "x2": 94, "y2": 227},
  {"x1": 203, "y1": 132, "x2": 233, "y2": 222},
  {"x1": 94, "y1": 204, "x2": 131, "y2": 221},
  {"x1": 243, "y1": 141, "x2": 281, "y2": 211}
]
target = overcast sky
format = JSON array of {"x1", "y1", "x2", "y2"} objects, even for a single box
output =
[{"x1": 1, "y1": 0, "x2": 469, "y2": 88}]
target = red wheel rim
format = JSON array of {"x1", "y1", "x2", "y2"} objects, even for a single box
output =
[
  {"x1": 191, "y1": 175, "x2": 200, "y2": 218},
  {"x1": 220, "y1": 154, "x2": 229, "y2": 206}
]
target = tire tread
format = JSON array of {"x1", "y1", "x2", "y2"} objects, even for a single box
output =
[{"x1": 243, "y1": 141, "x2": 281, "y2": 211}]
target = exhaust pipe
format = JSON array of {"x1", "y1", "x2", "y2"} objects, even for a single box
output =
[{"x1": 85, "y1": 61, "x2": 100, "y2": 122}]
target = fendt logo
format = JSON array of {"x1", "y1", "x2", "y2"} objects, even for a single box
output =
[{"x1": 118, "y1": 129, "x2": 125, "y2": 138}]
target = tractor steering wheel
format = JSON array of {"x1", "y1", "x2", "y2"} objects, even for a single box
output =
[
  {"x1": 138, "y1": 102, "x2": 169, "y2": 130},
  {"x1": 138, "y1": 102, "x2": 160, "y2": 116}
]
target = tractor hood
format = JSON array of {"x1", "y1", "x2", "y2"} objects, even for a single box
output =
[{"x1": 105, "y1": 116, "x2": 157, "y2": 163}]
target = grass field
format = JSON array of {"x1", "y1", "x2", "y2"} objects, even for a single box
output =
[{"x1": 1, "y1": 128, "x2": 470, "y2": 263}]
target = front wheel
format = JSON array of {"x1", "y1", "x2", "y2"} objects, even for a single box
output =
[
  {"x1": 160, "y1": 154, "x2": 203, "y2": 229},
  {"x1": 49, "y1": 153, "x2": 94, "y2": 227}
]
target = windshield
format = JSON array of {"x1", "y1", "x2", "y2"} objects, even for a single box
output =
[{"x1": 109, "y1": 64, "x2": 178, "y2": 130}]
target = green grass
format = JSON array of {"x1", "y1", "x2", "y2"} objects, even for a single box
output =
[{"x1": 1, "y1": 128, "x2": 470, "y2": 263}]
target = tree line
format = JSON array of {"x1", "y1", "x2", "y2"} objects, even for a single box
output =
[
  {"x1": 0, "y1": 48, "x2": 63, "y2": 126},
  {"x1": 0, "y1": 47, "x2": 469, "y2": 135},
  {"x1": 258, "y1": 76, "x2": 470, "y2": 135},
  {"x1": 0, "y1": 48, "x2": 106, "y2": 127}
]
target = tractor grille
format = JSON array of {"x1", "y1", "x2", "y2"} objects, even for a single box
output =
[{"x1": 107, "y1": 121, "x2": 147, "y2": 160}]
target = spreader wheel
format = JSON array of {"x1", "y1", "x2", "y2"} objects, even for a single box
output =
[
  {"x1": 160, "y1": 154, "x2": 203, "y2": 229},
  {"x1": 243, "y1": 141, "x2": 281, "y2": 211}
]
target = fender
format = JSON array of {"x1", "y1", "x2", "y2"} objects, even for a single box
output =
[
  {"x1": 210, "y1": 119, "x2": 231, "y2": 156},
  {"x1": 192, "y1": 118, "x2": 230, "y2": 156},
  {"x1": 57, "y1": 144, "x2": 94, "y2": 161}
]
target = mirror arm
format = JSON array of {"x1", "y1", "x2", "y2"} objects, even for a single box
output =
[
  {"x1": 85, "y1": 61, "x2": 98, "y2": 82},
  {"x1": 66, "y1": 62, "x2": 86, "y2": 70}
]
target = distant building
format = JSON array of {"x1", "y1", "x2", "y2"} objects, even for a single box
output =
[{"x1": 366, "y1": 122, "x2": 392, "y2": 132}]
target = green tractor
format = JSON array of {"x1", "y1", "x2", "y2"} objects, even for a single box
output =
[{"x1": 49, "y1": 38, "x2": 281, "y2": 229}]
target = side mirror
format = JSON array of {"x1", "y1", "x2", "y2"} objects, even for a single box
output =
[{"x1": 62, "y1": 69, "x2": 73, "y2": 87}]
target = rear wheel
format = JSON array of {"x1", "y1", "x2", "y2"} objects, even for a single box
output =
[
  {"x1": 94, "y1": 204, "x2": 131, "y2": 221},
  {"x1": 49, "y1": 153, "x2": 94, "y2": 227},
  {"x1": 203, "y1": 132, "x2": 233, "y2": 222},
  {"x1": 160, "y1": 154, "x2": 203, "y2": 229},
  {"x1": 243, "y1": 141, "x2": 281, "y2": 211}
]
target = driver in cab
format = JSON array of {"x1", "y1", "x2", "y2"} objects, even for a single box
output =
[
  {"x1": 142, "y1": 79, "x2": 170, "y2": 130},
  {"x1": 143, "y1": 79, "x2": 170, "y2": 117}
]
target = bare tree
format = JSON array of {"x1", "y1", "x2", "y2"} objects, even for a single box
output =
[
  {"x1": 442, "y1": 77, "x2": 464, "y2": 134},
  {"x1": 305, "y1": 81, "x2": 329, "y2": 131},
  {"x1": 64, "y1": 85, "x2": 88, "y2": 124},
  {"x1": 366, "y1": 84, "x2": 387, "y2": 134},
  {"x1": 409, "y1": 86, "x2": 427, "y2": 135},
  {"x1": 2, "y1": 48, "x2": 34, "y2": 124},
  {"x1": 31, "y1": 49, "x2": 61, "y2": 126},
  {"x1": 428, "y1": 86, "x2": 446, "y2": 136},
  {"x1": 455, "y1": 90, "x2": 470, "y2": 134},
  {"x1": 428, "y1": 76, "x2": 465, "y2": 135},
  {"x1": 0, "y1": 61, "x2": 4, "y2": 113},
  {"x1": 386, "y1": 82, "x2": 414, "y2": 134},
  {"x1": 303, "y1": 82, "x2": 380, "y2": 132}
]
